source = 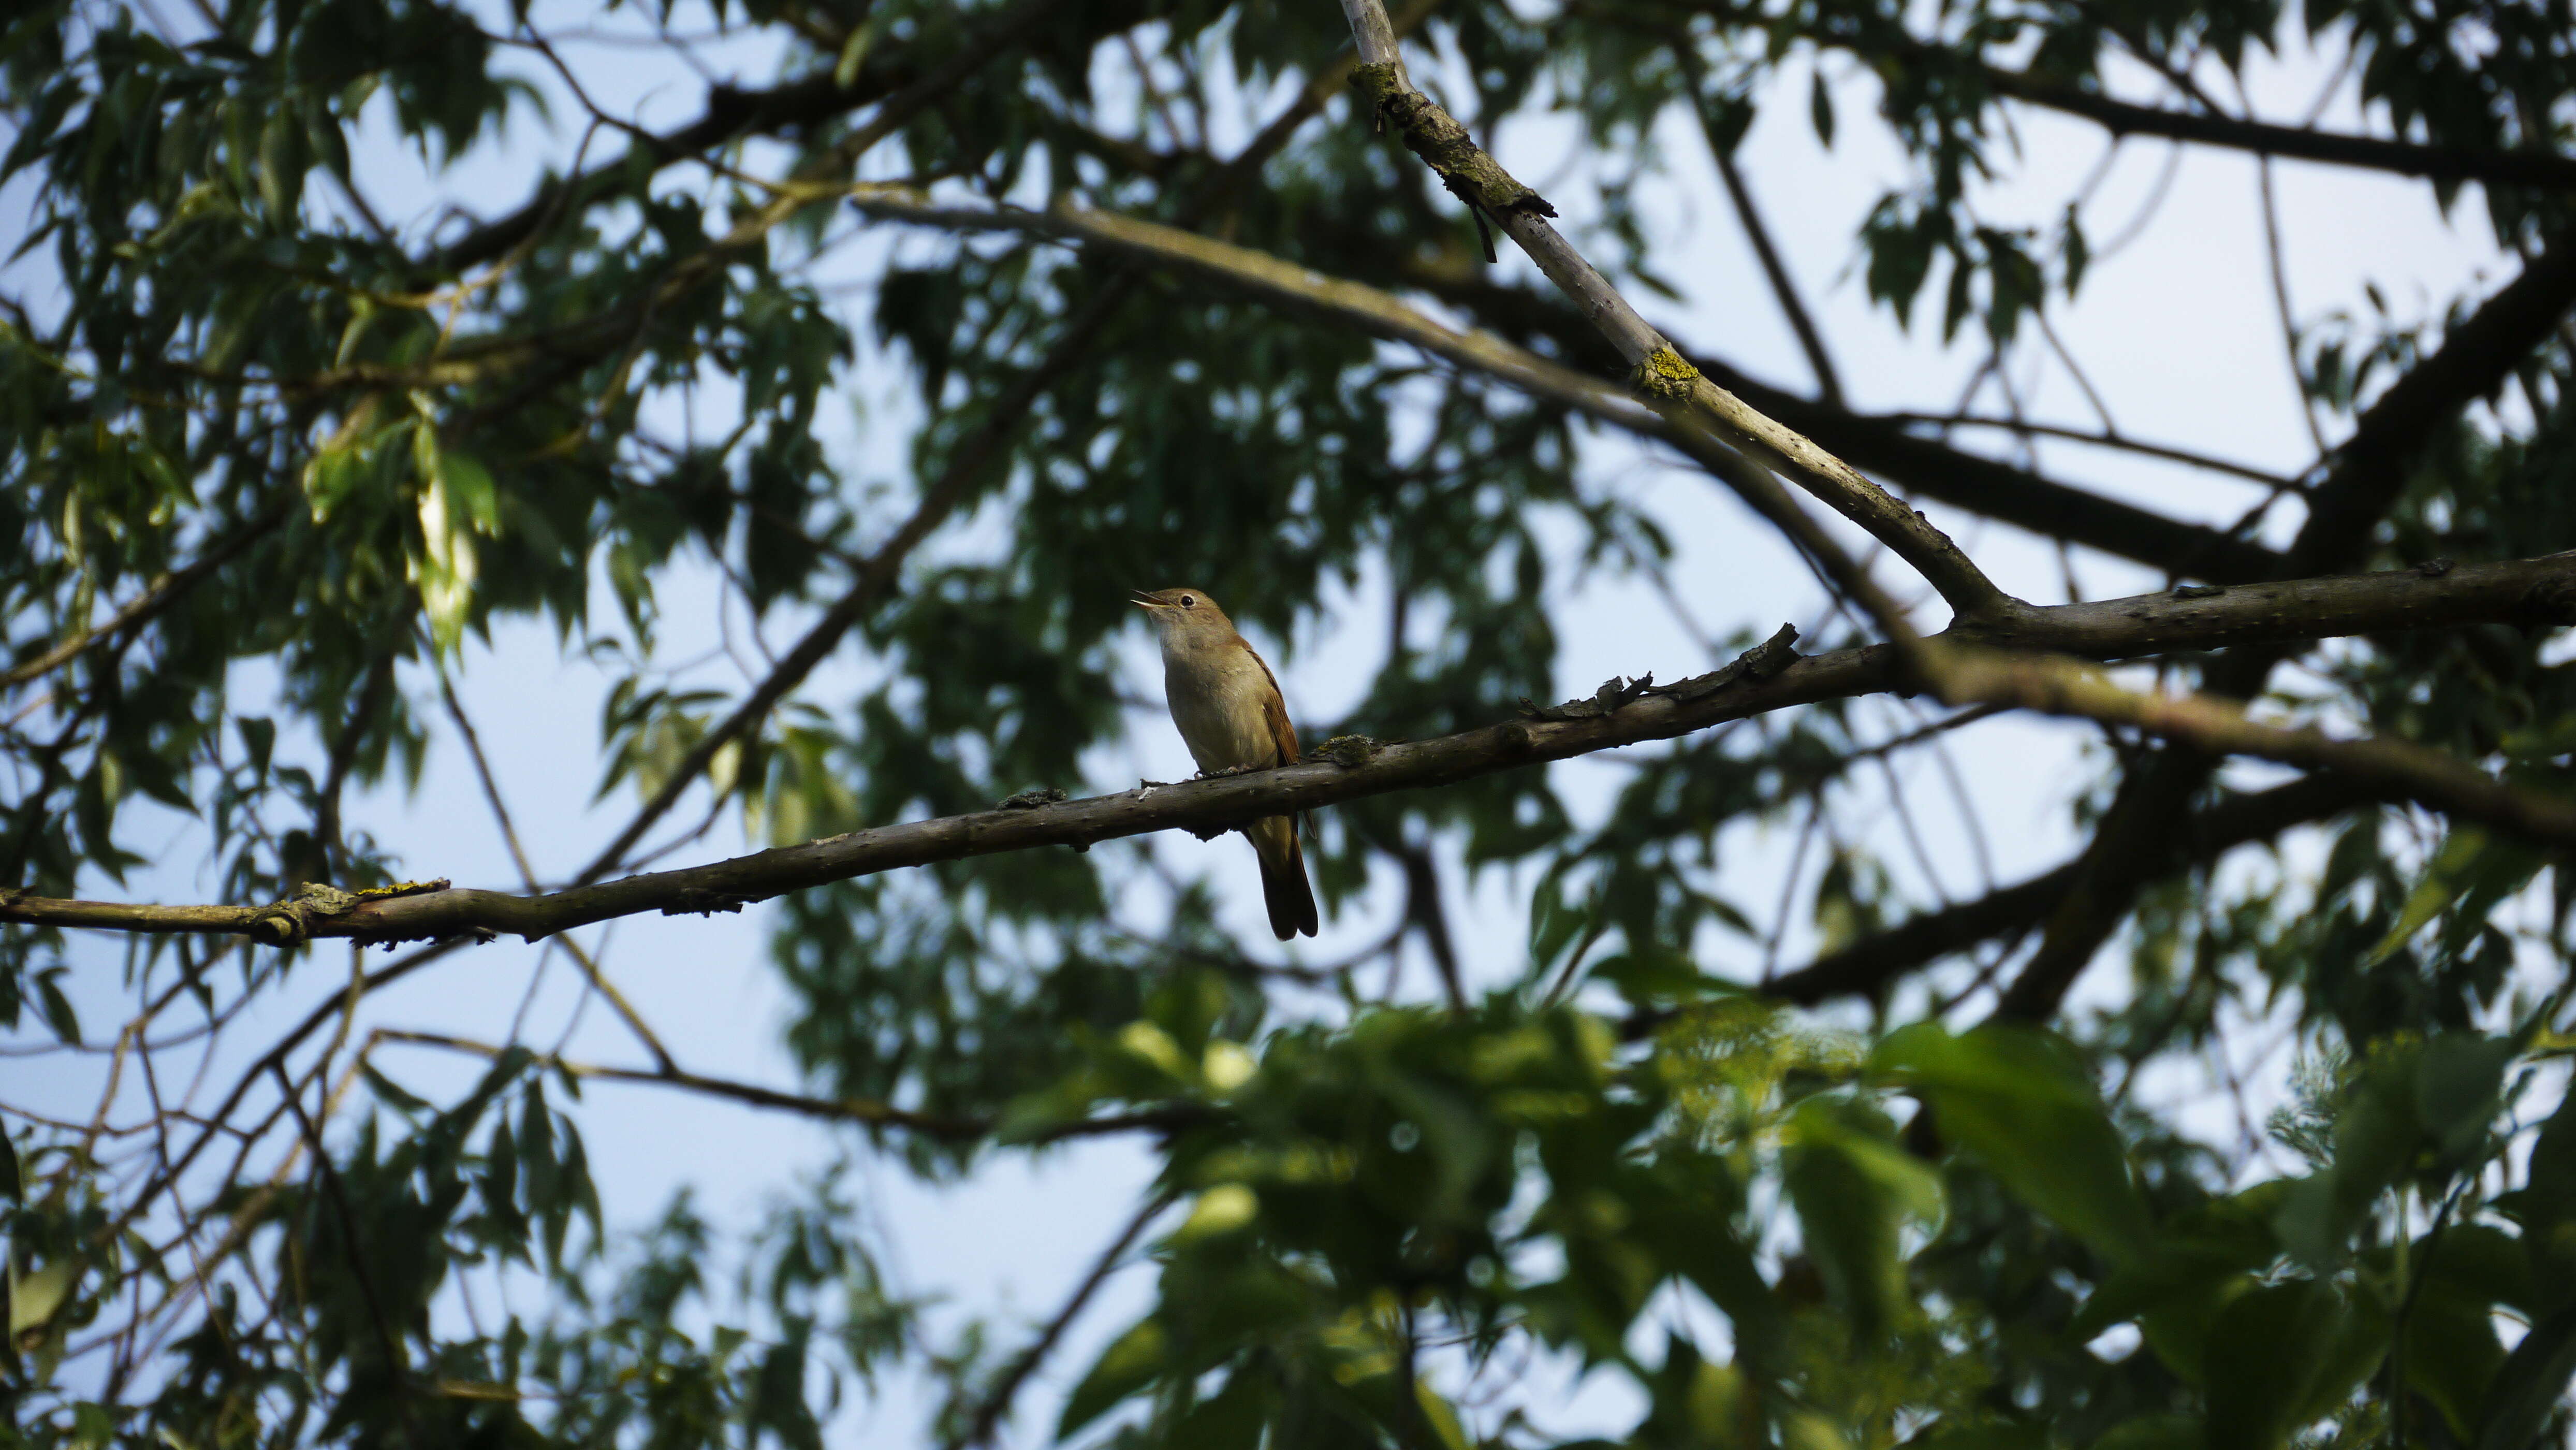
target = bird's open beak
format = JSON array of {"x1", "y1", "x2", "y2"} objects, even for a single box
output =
[{"x1": 1129, "y1": 590, "x2": 1162, "y2": 610}]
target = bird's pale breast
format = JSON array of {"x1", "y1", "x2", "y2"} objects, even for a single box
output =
[{"x1": 1162, "y1": 640, "x2": 1280, "y2": 773}]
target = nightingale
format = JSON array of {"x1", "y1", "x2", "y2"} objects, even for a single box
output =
[{"x1": 1132, "y1": 588, "x2": 1320, "y2": 939}]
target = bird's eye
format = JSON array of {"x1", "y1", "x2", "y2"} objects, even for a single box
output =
[{"x1": 1179, "y1": 594, "x2": 1196, "y2": 608}]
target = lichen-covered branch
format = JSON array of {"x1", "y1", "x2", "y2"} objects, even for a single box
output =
[{"x1": 1334, "y1": 5, "x2": 2015, "y2": 625}]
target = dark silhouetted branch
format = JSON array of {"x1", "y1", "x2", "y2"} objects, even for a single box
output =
[
  {"x1": 950, "y1": 1191, "x2": 1174, "y2": 1448},
  {"x1": 1383, "y1": 261, "x2": 2290, "y2": 583},
  {"x1": 1978, "y1": 65, "x2": 2576, "y2": 193},
  {"x1": 1622, "y1": 772, "x2": 2379, "y2": 1035}
]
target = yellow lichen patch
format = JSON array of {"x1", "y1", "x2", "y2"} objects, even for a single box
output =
[{"x1": 1630, "y1": 346, "x2": 1704, "y2": 399}]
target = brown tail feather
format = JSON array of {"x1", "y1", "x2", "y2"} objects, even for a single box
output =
[{"x1": 1250, "y1": 817, "x2": 1319, "y2": 940}]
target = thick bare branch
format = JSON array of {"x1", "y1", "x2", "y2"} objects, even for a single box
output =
[{"x1": 14, "y1": 553, "x2": 2576, "y2": 946}]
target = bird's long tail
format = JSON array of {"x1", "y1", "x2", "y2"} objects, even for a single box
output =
[{"x1": 1249, "y1": 816, "x2": 1319, "y2": 940}]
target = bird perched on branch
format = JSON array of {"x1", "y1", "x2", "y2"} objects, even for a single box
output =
[{"x1": 1132, "y1": 587, "x2": 1320, "y2": 940}]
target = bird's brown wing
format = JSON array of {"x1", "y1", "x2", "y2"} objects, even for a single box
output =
[
  {"x1": 1240, "y1": 639, "x2": 1310, "y2": 846},
  {"x1": 1241, "y1": 640, "x2": 1299, "y2": 766}
]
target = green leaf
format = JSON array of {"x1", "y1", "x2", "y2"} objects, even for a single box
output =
[
  {"x1": 2088, "y1": 1414, "x2": 2202, "y2": 1450},
  {"x1": 1913, "y1": 1419, "x2": 2050, "y2": 1450},
  {"x1": 750, "y1": 1328, "x2": 824, "y2": 1450},
  {"x1": 2276, "y1": 1045, "x2": 2423, "y2": 1267},
  {"x1": 2077, "y1": 1213, "x2": 2277, "y2": 1382},
  {"x1": 441, "y1": 450, "x2": 500, "y2": 533},
  {"x1": 1594, "y1": 947, "x2": 1737, "y2": 1009},
  {"x1": 831, "y1": 20, "x2": 872, "y2": 88},
  {"x1": 1872, "y1": 1024, "x2": 2153, "y2": 1265},
  {"x1": 1527, "y1": 881, "x2": 1594, "y2": 983},
  {"x1": 1414, "y1": 1379, "x2": 1471, "y2": 1450},
  {"x1": 1782, "y1": 1095, "x2": 1942, "y2": 1339},
  {"x1": 2202, "y1": 1279, "x2": 2386, "y2": 1450},
  {"x1": 2369, "y1": 829, "x2": 2543, "y2": 967},
  {"x1": 236, "y1": 716, "x2": 276, "y2": 778},
  {"x1": 8, "y1": 1260, "x2": 78, "y2": 1337},
  {"x1": 1169, "y1": 1369, "x2": 1276, "y2": 1450},
  {"x1": 360, "y1": 1061, "x2": 430, "y2": 1113},
  {"x1": 1059, "y1": 1317, "x2": 1167, "y2": 1436},
  {"x1": 0, "y1": 1125, "x2": 17, "y2": 1201},
  {"x1": 2406, "y1": 1258, "x2": 2509, "y2": 1438},
  {"x1": 2416, "y1": 1033, "x2": 2511, "y2": 1166},
  {"x1": 413, "y1": 421, "x2": 482, "y2": 653},
  {"x1": 35, "y1": 967, "x2": 80, "y2": 1046}
]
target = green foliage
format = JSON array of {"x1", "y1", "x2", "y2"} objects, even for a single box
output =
[{"x1": 6, "y1": 0, "x2": 2576, "y2": 1442}]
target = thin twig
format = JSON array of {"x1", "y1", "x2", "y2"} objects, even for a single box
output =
[
  {"x1": 1, "y1": 499, "x2": 295, "y2": 693},
  {"x1": 1887, "y1": 412, "x2": 2295, "y2": 488},
  {"x1": 2257, "y1": 158, "x2": 2332, "y2": 456},
  {"x1": 949, "y1": 1190, "x2": 1176, "y2": 1448},
  {"x1": 433, "y1": 659, "x2": 676, "y2": 1074},
  {"x1": 1673, "y1": 44, "x2": 1844, "y2": 407},
  {"x1": 372, "y1": 1028, "x2": 1204, "y2": 1144},
  {"x1": 272, "y1": 1063, "x2": 416, "y2": 1415}
]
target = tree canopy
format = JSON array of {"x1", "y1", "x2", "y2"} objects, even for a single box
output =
[{"x1": 5, "y1": 0, "x2": 2576, "y2": 1444}]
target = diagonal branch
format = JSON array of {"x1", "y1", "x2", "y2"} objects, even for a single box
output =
[
  {"x1": 1672, "y1": 44, "x2": 1845, "y2": 408},
  {"x1": 850, "y1": 168, "x2": 2283, "y2": 585},
  {"x1": 1331, "y1": 1, "x2": 2015, "y2": 625},
  {"x1": 274, "y1": 1062, "x2": 416, "y2": 1411},
  {"x1": 1937, "y1": 651, "x2": 2575, "y2": 838},
  {"x1": 1926, "y1": 648, "x2": 2574, "y2": 1023},
  {"x1": 950, "y1": 1190, "x2": 1175, "y2": 1447},
  {"x1": 2, "y1": 499, "x2": 296, "y2": 693},
  {"x1": 2284, "y1": 233, "x2": 2576, "y2": 577},
  {"x1": 14, "y1": 552, "x2": 2576, "y2": 946},
  {"x1": 840, "y1": 192, "x2": 1910, "y2": 636}
]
